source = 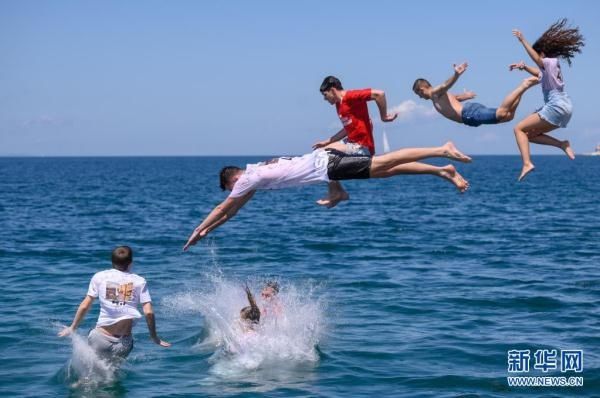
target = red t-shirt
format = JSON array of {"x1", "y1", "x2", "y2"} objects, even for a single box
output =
[{"x1": 336, "y1": 88, "x2": 374, "y2": 154}]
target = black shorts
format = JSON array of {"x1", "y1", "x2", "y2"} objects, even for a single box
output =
[{"x1": 326, "y1": 149, "x2": 372, "y2": 180}]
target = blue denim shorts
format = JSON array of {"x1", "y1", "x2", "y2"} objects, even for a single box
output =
[
  {"x1": 537, "y1": 90, "x2": 572, "y2": 128},
  {"x1": 461, "y1": 102, "x2": 498, "y2": 127}
]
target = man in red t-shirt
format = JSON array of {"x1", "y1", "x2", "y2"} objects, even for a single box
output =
[{"x1": 314, "y1": 76, "x2": 397, "y2": 208}]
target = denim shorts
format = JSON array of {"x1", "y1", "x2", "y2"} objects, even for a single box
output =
[
  {"x1": 461, "y1": 102, "x2": 498, "y2": 127},
  {"x1": 537, "y1": 90, "x2": 572, "y2": 128}
]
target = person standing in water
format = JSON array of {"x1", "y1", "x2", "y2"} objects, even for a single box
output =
[
  {"x1": 510, "y1": 19, "x2": 584, "y2": 181},
  {"x1": 58, "y1": 246, "x2": 170, "y2": 365}
]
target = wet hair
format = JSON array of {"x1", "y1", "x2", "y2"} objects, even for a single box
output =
[
  {"x1": 320, "y1": 76, "x2": 343, "y2": 93},
  {"x1": 219, "y1": 166, "x2": 242, "y2": 190},
  {"x1": 264, "y1": 280, "x2": 280, "y2": 294},
  {"x1": 412, "y1": 78, "x2": 431, "y2": 93},
  {"x1": 241, "y1": 286, "x2": 260, "y2": 324},
  {"x1": 532, "y1": 19, "x2": 585, "y2": 66},
  {"x1": 112, "y1": 246, "x2": 133, "y2": 271}
]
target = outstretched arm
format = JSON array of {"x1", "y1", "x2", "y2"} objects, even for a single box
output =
[
  {"x1": 509, "y1": 61, "x2": 540, "y2": 77},
  {"x1": 512, "y1": 30, "x2": 544, "y2": 69},
  {"x1": 244, "y1": 285, "x2": 261, "y2": 318},
  {"x1": 58, "y1": 295, "x2": 95, "y2": 336},
  {"x1": 371, "y1": 90, "x2": 397, "y2": 122},
  {"x1": 313, "y1": 128, "x2": 347, "y2": 150},
  {"x1": 183, "y1": 192, "x2": 254, "y2": 250},
  {"x1": 142, "y1": 302, "x2": 171, "y2": 347},
  {"x1": 431, "y1": 62, "x2": 468, "y2": 97}
]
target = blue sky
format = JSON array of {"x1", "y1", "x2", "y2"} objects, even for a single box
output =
[{"x1": 1, "y1": 0, "x2": 599, "y2": 156}]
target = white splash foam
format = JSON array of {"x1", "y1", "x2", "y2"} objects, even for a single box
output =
[
  {"x1": 163, "y1": 272, "x2": 327, "y2": 378},
  {"x1": 55, "y1": 323, "x2": 119, "y2": 388}
]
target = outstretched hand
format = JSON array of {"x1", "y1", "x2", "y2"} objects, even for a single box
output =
[
  {"x1": 463, "y1": 90, "x2": 476, "y2": 99},
  {"x1": 312, "y1": 140, "x2": 330, "y2": 150},
  {"x1": 152, "y1": 336, "x2": 171, "y2": 347},
  {"x1": 454, "y1": 62, "x2": 468, "y2": 75},
  {"x1": 512, "y1": 29, "x2": 524, "y2": 41},
  {"x1": 381, "y1": 113, "x2": 398, "y2": 123},
  {"x1": 58, "y1": 326, "x2": 73, "y2": 337},
  {"x1": 509, "y1": 61, "x2": 526, "y2": 71},
  {"x1": 183, "y1": 227, "x2": 208, "y2": 251}
]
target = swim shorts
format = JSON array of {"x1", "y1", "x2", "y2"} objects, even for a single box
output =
[
  {"x1": 461, "y1": 102, "x2": 498, "y2": 127},
  {"x1": 326, "y1": 149, "x2": 372, "y2": 180}
]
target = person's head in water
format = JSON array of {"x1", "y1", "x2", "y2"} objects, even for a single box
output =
[
  {"x1": 112, "y1": 246, "x2": 133, "y2": 272},
  {"x1": 412, "y1": 78, "x2": 433, "y2": 100},
  {"x1": 261, "y1": 281, "x2": 280, "y2": 301},
  {"x1": 532, "y1": 19, "x2": 584, "y2": 66},
  {"x1": 320, "y1": 76, "x2": 344, "y2": 105},
  {"x1": 219, "y1": 166, "x2": 243, "y2": 191},
  {"x1": 241, "y1": 285, "x2": 260, "y2": 324}
]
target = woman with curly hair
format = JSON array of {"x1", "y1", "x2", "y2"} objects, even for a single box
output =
[{"x1": 510, "y1": 19, "x2": 584, "y2": 181}]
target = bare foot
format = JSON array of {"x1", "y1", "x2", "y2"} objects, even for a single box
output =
[
  {"x1": 316, "y1": 191, "x2": 349, "y2": 208},
  {"x1": 443, "y1": 141, "x2": 472, "y2": 163},
  {"x1": 562, "y1": 140, "x2": 575, "y2": 160},
  {"x1": 518, "y1": 163, "x2": 535, "y2": 181},
  {"x1": 523, "y1": 76, "x2": 540, "y2": 89},
  {"x1": 439, "y1": 164, "x2": 470, "y2": 193}
]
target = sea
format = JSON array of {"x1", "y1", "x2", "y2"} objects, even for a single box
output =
[{"x1": 0, "y1": 155, "x2": 598, "y2": 398}]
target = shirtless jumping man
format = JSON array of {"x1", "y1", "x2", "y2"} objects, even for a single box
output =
[{"x1": 412, "y1": 62, "x2": 539, "y2": 127}]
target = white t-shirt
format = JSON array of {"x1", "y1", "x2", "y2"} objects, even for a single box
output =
[
  {"x1": 229, "y1": 150, "x2": 330, "y2": 198},
  {"x1": 87, "y1": 269, "x2": 151, "y2": 327}
]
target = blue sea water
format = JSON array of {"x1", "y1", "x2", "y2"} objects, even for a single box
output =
[{"x1": 0, "y1": 155, "x2": 599, "y2": 397}]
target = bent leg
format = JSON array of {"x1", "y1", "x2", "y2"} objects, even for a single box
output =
[
  {"x1": 317, "y1": 141, "x2": 350, "y2": 208},
  {"x1": 370, "y1": 141, "x2": 471, "y2": 178},
  {"x1": 496, "y1": 77, "x2": 539, "y2": 122},
  {"x1": 376, "y1": 162, "x2": 469, "y2": 192},
  {"x1": 529, "y1": 135, "x2": 575, "y2": 160},
  {"x1": 513, "y1": 113, "x2": 557, "y2": 181}
]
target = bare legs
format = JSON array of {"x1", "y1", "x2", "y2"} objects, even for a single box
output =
[
  {"x1": 317, "y1": 141, "x2": 350, "y2": 208},
  {"x1": 370, "y1": 141, "x2": 471, "y2": 177},
  {"x1": 495, "y1": 77, "x2": 539, "y2": 122},
  {"x1": 369, "y1": 142, "x2": 471, "y2": 192},
  {"x1": 376, "y1": 162, "x2": 470, "y2": 192},
  {"x1": 513, "y1": 113, "x2": 575, "y2": 181}
]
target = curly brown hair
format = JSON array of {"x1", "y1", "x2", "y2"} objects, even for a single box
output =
[{"x1": 532, "y1": 19, "x2": 585, "y2": 66}]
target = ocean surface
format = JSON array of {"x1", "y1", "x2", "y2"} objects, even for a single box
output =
[{"x1": 0, "y1": 155, "x2": 599, "y2": 398}]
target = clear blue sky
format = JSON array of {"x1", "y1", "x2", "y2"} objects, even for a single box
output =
[{"x1": 1, "y1": 0, "x2": 599, "y2": 155}]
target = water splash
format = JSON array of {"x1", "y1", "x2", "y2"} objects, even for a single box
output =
[
  {"x1": 55, "y1": 323, "x2": 120, "y2": 390},
  {"x1": 163, "y1": 272, "x2": 327, "y2": 379}
]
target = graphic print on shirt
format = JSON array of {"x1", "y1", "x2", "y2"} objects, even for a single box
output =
[{"x1": 105, "y1": 282, "x2": 134, "y2": 305}]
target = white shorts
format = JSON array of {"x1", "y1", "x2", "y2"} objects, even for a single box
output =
[{"x1": 88, "y1": 328, "x2": 134, "y2": 361}]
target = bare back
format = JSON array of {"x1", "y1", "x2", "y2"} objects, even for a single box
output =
[
  {"x1": 432, "y1": 92, "x2": 463, "y2": 123},
  {"x1": 100, "y1": 319, "x2": 134, "y2": 336}
]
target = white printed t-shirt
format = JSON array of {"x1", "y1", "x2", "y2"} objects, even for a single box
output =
[
  {"x1": 229, "y1": 150, "x2": 330, "y2": 198},
  {"x1": 87, "y1": 269, "x2": 151, "y2": 327}
]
